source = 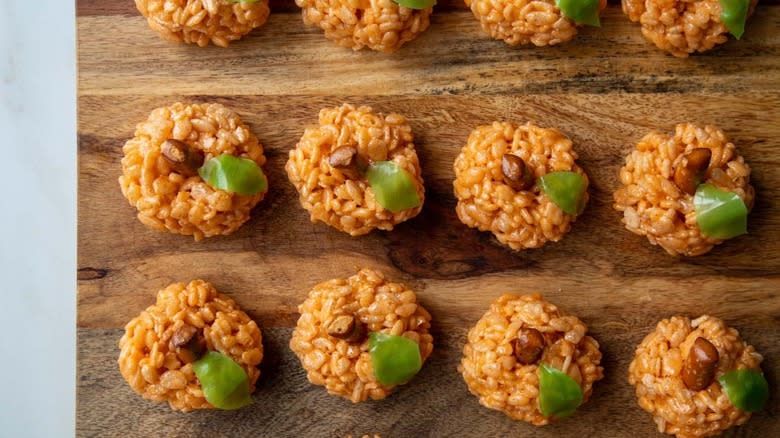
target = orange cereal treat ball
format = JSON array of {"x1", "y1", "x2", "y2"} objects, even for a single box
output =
[
  {"x1": 459, "y1": 294, "x2": 603, "y2": 425},
  {"x1": 622, "y1": 0, "x2": 758, "y2": 57},
  {"x1": 465, "y1": 0, "x2": 606, "y2": 46},
  {"x1": 286, "y1": 104, "x2": 425, "y2": 236},
  {"x1": 613, "y1": 123, "x2": 753, "y2": 257},
  {"x1": 118, "y1": 280, "x2": 263, "y2": 412},
  {"x1": 289, "y1": 268, "x2": 434, "y2": 402},
  {"x1": 629, "y1": 316, "x2": 766, "y2": 437},
  {"x1": 296, "y1": 0, "x2": 432, "y2": 52},
  {"x1": 119, "y1": 102, "x2": 268, "y2": 241},
  {"x1": 453, "y1": 121, "x2": 589, "y2": 250},
  {"x1": 135, "y1": 0, "x2": 270, "y2": 47}
]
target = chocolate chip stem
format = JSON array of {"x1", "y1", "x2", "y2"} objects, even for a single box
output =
[
  {"x1": 501, "y1": 154, "x2": 535, "y2": 191},
  {"x1": 512, "y1": 327, "x2": 545, "y2": 365},
  {"x1": 161, "y1": 139, "x2": 205, "y2": 177},
  {"x1": 682, "y1": 337, "x2": 720, "y2": 391},
  {"x1": 329, "y1": 146, "x2": 368, "y2": 178},
  {"x1": 674, "y1": 148, "x2": 712, "y2": 196},
  {"x1": 327, "y1": 315, "x2": 367, "y2": 343}
]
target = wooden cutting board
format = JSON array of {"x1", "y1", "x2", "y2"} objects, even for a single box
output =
[{"x1": 76, "y1": 1, "x2": 780, "y2": 436}]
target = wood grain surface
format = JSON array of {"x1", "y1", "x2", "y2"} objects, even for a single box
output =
[{"x1": 77, "y1": 1, "x2": 780, "y2": 437}]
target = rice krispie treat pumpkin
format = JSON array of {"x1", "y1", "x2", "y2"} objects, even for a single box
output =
[
  {"x1": 118, "y1": 280, "x2": 263, "y2": 412},
  {"x1": 286, "y1": 104, "x2": 425, "y2": 236},
  {"x1": 119, "y1": 102, "x2": 268, "y2": 241},
  {"x1": 135, "y1": 0, "x2": 270, "y2": 47},
  {"x1": 290, "y1": 268, "x2": 434, "y2": 402},
  {"x1": 460, "y1": 294, "x2": 603, "y2": 425},
  {"x1": 622, "y1": 0, "x2": 758, "y2": 57},
  {"x1": 453, "y1": 121, "x2": 589, "y2": 250},
  {"x1": 613, "y1": 123, "x2": 754, "y2": 256},
  {"x1": 296, "y1": 0, "x2": 433, "y2": 52},
  {"x1": 465, "y1": 0, "x2": 606, "y2": 46},
  {"x1": 629, "y1": 315, "x2": 768, "y2": 437}
]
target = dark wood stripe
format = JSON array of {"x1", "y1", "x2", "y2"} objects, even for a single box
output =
[{"x1": 76, "y1": 10, "x2": 780, "y2": 96}]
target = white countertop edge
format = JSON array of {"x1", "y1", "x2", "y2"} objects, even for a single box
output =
[{"x1": 0, "y1": 1, "x2": 78, "y2": 436}]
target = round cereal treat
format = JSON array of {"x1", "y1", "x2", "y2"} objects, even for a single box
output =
[
  {"x1": 613, "y1": 123, "x2": 754, "y2": 257},
  {"x1": 285, "y1": 104, "x2": 425, "y2": 236},
  {"x1": 289, "y1": 268, "x2": 434, "y2": 402},
  {"x1": 118, "y1": 279, "x2": 263, "y2": 412},
  {"x1": 459, "y1": 294, "x2": 603, "y2": 424},
  {"x1": 629, "y1": 315, "x2": 767, "y2": 437},
  {"x1": 119, "y1": 102, "x2": 268, "y2": 241},
  {"x1": 453, "y1": 121, "x2": 589, "y2": 251},
  {"x1": 135, "y1": 0, "x2": 270, "y2": 47},
  {"x1": 465, "y1": 0, "x2": 607, "y2": 46},
  {"x1": 622, "y1": 0, "x2": 758, "y2": 57},
  {"x1": 296, "y1": 0, "x2": 432, "y2": 52}
]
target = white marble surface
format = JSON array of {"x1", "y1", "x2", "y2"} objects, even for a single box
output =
[{"x1": 0, "y1": 1, "x2": 77, "y2": 436}]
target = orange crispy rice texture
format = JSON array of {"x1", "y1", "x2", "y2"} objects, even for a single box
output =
[
  {"x1": 453, "y1": 121, "x2": 589, "y2": 250},
  {"x1": 118, "y1": 280, "x2": 263, "y2": 412},
  {"x1": 119, "y1": 102, "x2": 267, "y2": 241},
  {"x1": 613, "y1": 123, "x2": 753, "y2": 256},
  {"x1": 289, "y1": 268, "x2": 433, "y2": 402},
  {"x1": 285, "y1": 104, "x2": 425, "y2": 235},
  {"x1": 460, "y1": 294, "x2": 603, "y2": 425},
  {"x1": 135, "y1": 0, "x2": 270, "y2": 47},
  {"x1": 296, "y1": 0, "x2": 432, "y2": 52},
  {"x1": 622, "y1": 0, "x2": 758, "y2": 57},
  {"x1": 465, "y1": 0, "x2": 607, "y2": 46},
  {"x1": 629, "y1": 316, "x2": 764, "y2": 437}
]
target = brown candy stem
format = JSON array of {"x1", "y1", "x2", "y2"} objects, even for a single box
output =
[
  {"x1": 328, "y1": 146, "x2": 368, "y2": 178},
  {"x1": 329, "y1": 146, "x2": 357, "y2": 168},
  {"x1": 161, "y1": 139, "x2": 205, "y2": 177},
  {"x1": 170, "y1": 324, "x2": 198, "y2": 349},
  {"x1": 501, "y1": 154, "x2": 535, "y2": 191},
  {"x1": 327, "y1": 315, "x2": 367, "y2": 344},
  {"x1": 674, "y1": 148, "x2": 712, "y2": 196},
  {"x1": 512, "y1": 327, "x2": 545, "y2": 365},
  {"x1": 169, "y1": 324, "x2": 207, "y2": 361},
  {"x1": 681, "y1": 337, "x2": 720, "y2": 391}
]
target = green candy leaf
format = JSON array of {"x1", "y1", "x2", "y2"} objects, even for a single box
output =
[
  {"x1": 538, "y1": 363, "x2": 584, "y2": 418},
  {"x1": 198, "y1": 153, "x2": 267, "y2": 196},
  {"x1": 192, "y1": 351, "x2": 252, "y2": 410},
  {"x1": 538, "y1": 171, "x2": 587, "y2": 215},
  {"x1": 718, "y1": 369, "x2": 769, "y2": 412},
  {"x1": 556, "y1": 0, "x2": 601, "y2": 27},
  {"x1": 392, "y1": 0, "x2": 436, "y2": 9},
  {"x1": 694, "y1": 183, "x2": 748, "y2": 239},
  {"x1": 719, "y1": 0, "x2": 750, "y2": 39},
  {"x1": 369, "y1": 332, "x2": 422, "y2": 386},
  {"x1": 365, "y1": 161, "x2": 422, "y2": 213}
]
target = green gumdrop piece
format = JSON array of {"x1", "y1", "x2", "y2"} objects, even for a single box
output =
[
  {"x1": 369, "y1": 332, "x2": 422, "y2": 386},
  {"x1": 365, "y1": 161, "x2": 422, "y2": 213},
  {"x1": 538, "y1": 363, "x2": 584, "y2": 418},
  {"x1": 556, "y1": 0, "x2": 601, "y2": 27},
  {"x1": 192, "y1": 351, "x2": 252, "y2": 410},
  {"x1": 694, "y1": 183, "x2": 748, "y2": 239},
  {"x1": 717, "y1": 369, "x2": 769, "y2": 412},
  {"x1": 393, "y1": 0, "x2": 436, "y2": 9},
  {"x1": 198, "y1": 153, "x2": 267, "y2": 196},
  {"x1": 719, "y1": 0, "x2": 750, "y2": 39},
  {"x1": 538, "y1": 171, "x2": 588, "y2": 215}
]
